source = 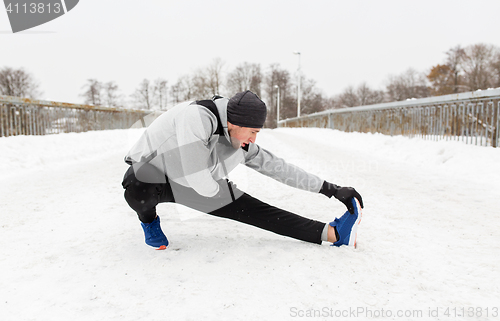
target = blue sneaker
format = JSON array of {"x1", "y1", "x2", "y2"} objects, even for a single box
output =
[
  {"x1": 141, "y1": 216, "x2": 169, "y2": 249},
  {"x1": 329, "y1": 198, "x2": 362, "y2": 248}
]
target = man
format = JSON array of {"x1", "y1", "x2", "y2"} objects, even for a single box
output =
[{"x1": 122, "y1": 90, "x2": 363, "y2": 249}]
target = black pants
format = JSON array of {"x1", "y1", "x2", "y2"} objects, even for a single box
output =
[{"x1": 122, "y1": 164, "x2": 325, "y2": 244}]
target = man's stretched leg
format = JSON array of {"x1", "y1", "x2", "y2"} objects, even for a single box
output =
[
  {"x1": 208, "y1": 192, "x2": 326, "y2": 244},
  {"x1": 123, "y1": 164, "x2": 328, "y2": 245},
  {"x1": 161, "y1": 177, "x2": 327, "y2": 245}
]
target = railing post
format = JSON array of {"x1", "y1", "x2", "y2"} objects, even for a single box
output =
[
  {"x1": 451, "y1": 104, "x2": 457, "y2": 141},
  {"x1": 476, "y1": 102, "x2": 482, "y2": 146},
  {"x1": 0, "y1": 104, "x2": 4, "y2": 137},
  {"x1": 10, "y1": 106, "x2": 14, "y2": 136},
  {"x1": 495, "y1": 102, "x2": 500, "y2": 148},
  {"x1": 443, "y1": 105, "x2": 449, "y2": 141},
  {"x1": 460, "y1": 103, "x2": 465, "y2": 142},
  {"x1": 472, "y1": 103, "x2": 478, "y2": 145}
]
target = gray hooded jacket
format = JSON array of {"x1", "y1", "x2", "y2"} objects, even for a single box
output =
[{"x1": 124, "y1": 97, "x2": 323, "y2": 197}]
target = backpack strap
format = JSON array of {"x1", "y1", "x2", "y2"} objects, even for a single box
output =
[
  {"x1": 191, "y1": 97, "x2": 250, "y2": 152},
  {"x1": 191, "y1": 97, "x2": 224, "y2": 135}
]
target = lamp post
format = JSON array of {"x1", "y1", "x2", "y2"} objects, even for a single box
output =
[
  {"x1": 293, "y1": 51, "x2": 301, "y2": 117},
  {"x1": 274, "y1": 84, "x2": 280, "y2": 127}
]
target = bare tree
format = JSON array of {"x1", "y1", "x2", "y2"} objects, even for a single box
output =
[
  {"x1": 446, "y1": 45, "x2": 466, "y2": 93},
  {"x1": 339, "y1": 85, "x2": 359, "y2": 107},
  {"x1": 192, "y1": 71, "x2": 214, "y2": 99},
  {"x1": 170, "y1": 82, "x2": 181, "y2": 104},
  {"x1": 102, "y1": 81, "x2": 121, "y2": 107},
  {"x1": 264, "y1": 63, "x2": 293, "y2": 128},
  {"x1": 170, "y1": 80, "x2": 183, "y2": 105},
  {"x1": 461, "y1": 43, "x2": 496, "y2": 90},
  {"x1": 186, "y1": 58, "x2": 227, "y2": 99},
  {"x1": 299, "y1": 77, "x2": 326, "y2": 115},
  {"x1": 80, "y1": 79, "x2": 102, "y2": 106},
  {"x1": 385, "y1": 68, "x2": 429, "y2": 101},
  {"x1": 0, "y1": 67, "x2": 40, "y2": 98},
  {"x1": 323, "y1": 96, "x2": 342, "y2": 110},
  {"x1": 132, "y1": 79, "x2": 155, "y2": 110},
  {"x1": 332, "y1": 83, "x2": 385, "y2": 109},
  {"x1": 491, "y1": 49, "x2": 500, "y2": 88},
  {"x1": 206, "y1": 57, "x2": 225, "y2": 96},
  {"x1": 357, "y1": 82, "x2": 385, "y2": 106},
  {"x1": 153, "y1": 78, "x2": 168, "y2": 110},
  {"x1": 226, "y1": 62, "x2": 262, "y2": 96},
  {"x1": 171, "y1": 75, "x2": 196, "y2": 103}
]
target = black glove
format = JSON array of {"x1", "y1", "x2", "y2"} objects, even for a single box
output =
[{"x1": 319, "y1": 181, "x2": 364, "y2": 214}]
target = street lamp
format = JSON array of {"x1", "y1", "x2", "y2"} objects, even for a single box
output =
[
  {"x1": 274, "y1": 85, "x2": 280, "y2": 126},
  {"x1": 293, "y1": 51, "x2": 301, "y2": 117}
]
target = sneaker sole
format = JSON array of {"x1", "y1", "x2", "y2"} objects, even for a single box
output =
[{"x1": 348, "y1": 198, "x2": 363, "y2": 248}]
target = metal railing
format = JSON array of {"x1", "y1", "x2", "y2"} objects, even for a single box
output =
[
  {"x1": 278, "y1": 89, "x2": 500, "y2": 147},
  {"x1": 0, "y1": 95, "x2": 151, "y2": 137}
]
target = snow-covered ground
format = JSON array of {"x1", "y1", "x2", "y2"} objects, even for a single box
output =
[{"x1": 1, "y1": 127, "x2": 499, "y2": 321}]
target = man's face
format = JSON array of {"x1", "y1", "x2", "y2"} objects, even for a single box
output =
[{"x1": 227, "y1": 123, "x2": 261, "y2": 148}]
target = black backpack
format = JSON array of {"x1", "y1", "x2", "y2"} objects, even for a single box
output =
[{"x1": 192, "y1": 95, "x2": 225, "y2": 135}]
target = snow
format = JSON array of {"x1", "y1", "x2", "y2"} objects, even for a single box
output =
[{"x1": 1, "y1": 127, "x2": 499, "y2": 321}]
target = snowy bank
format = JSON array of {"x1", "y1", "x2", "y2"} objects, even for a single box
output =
[{"x1": 0, "y1": 128, "x2": 499, "y2": 321}]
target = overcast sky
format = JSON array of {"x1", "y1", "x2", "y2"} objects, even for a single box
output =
[{"x1": 1, "y1": 0, "x2": 500, "y2": 105}]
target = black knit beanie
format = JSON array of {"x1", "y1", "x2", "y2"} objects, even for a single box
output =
[{"x1": 227, "y1": 91, "x2": 267, "y2": 128}]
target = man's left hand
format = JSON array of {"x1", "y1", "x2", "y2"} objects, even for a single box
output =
[{"x1": 319, "y1": 181, "x2": 364, "y2": 214}]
